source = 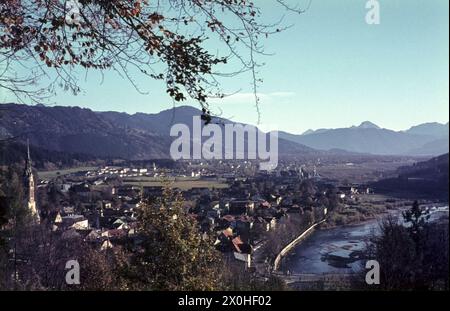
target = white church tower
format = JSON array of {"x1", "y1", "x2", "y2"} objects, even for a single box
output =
[{"x1": 24, "y1": 140, "x2": 40, "y2": 223}]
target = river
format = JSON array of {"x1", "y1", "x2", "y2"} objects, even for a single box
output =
[{"x1": 281, "y1": 205, "x2": 449, "y2": 275}]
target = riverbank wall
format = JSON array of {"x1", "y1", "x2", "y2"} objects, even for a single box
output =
[{"x1": 273, "y1": 219, "x2": 326, "y2": 271}]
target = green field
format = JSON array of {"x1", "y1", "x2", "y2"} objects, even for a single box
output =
[
  {"x1": 123, "y1": 176, "x2": 229, "y2": 190},
  {"x1": 38, "y1": 166, "x2": 98, "y2": 180}
]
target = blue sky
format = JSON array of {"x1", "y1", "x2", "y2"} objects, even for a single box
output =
[{"x1": 1, "y1": 0, "x2": 448, "y2": 134}]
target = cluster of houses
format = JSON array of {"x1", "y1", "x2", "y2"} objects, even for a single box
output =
[
  {"x1": 337, "y1": 185, "x2": 374, "y2": 200},
  {"x1": 48, "y1": 189, "x2": 140, "y2": 252},
  {"x1": 86, "y1": 165, "x2": 155, "y2": 178},
  {"x1": 37, "y1": 161, "x2": 373, "y2": 270}
]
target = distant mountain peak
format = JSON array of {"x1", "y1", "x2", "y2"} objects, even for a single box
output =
[
  {"x1": 302, "y1": 129, "x2": 315, "y2": 135},
  {"x1": 159, "y1": 105, "x2": 202, "y2": 114},
  {"x1": 301, "y1": 128, "x2": 330, "y2": 136},
  {"x1": 358, "y1": 121, "x2": 380, "y2": 129},
  {"x1": 405, "y1": 122, "x2": 449, "y2": 137}
]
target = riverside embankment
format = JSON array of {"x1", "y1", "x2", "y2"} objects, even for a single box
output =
[
  {"x1": 272, "y1": 219, "x2": 326, "y2": 271},
  {"x1": 281, "y1": 205, "x2": 449, "y2": 275}
]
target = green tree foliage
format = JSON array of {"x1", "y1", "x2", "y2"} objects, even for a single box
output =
[
  {"x1": 363, "y1": 202, "x2": 449, "y2": 290},
  {"x1": 0, "y1": 166, "x2": 35, "y2": 289},
  {"x1": 0, "y1": 166, "x2": 31, "y2": 226},
  {"x1": 132, "y1": 186, "x2": 223, "y2": 290},
  {"x1": 403, "y1": 201, "x2": 430, "y2": 237}
]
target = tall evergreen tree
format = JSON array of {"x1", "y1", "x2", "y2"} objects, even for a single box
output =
[{"x1": 132, "y1": 186, "x2": 224, "y2": 290}]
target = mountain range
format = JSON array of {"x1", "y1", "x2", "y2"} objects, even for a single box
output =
[
  {"x1": 0, "y1": 103, "x2": 318, "y2": 160},
  {"x1": 0, "y1": 103, "x2": 448, "y2": 159},
  {"x1": 278, "y1": 121, "x2": 448, "y2": 156}
]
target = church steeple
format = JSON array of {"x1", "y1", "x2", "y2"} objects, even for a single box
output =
[
  {"x1": 24, "y1": 140, "x2": 39, "y2": 223},
  {"x1": 25, "y1": 139, "x2": 32, "y2": 176}
]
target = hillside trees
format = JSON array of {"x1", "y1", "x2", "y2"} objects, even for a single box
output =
[
  {"x1": 131, "y1": 186, "x2": 224, "y2": 290},
  {"x1": 0, "y1": 168, "x2": 225, "y2": 290},
  {"x1": 0, "y1": 165, "x2": 36, "y2": 289},
  {"x1": 0, "y1": 165, "x2": 131, "y2": 290},
  {"x1": 363, "y1": 202, "x2": 449, "y2": 290}
]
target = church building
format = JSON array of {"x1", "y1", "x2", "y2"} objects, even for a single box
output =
[{"x1": 23, "y1": 141, "x2": 40, "y2": 223}]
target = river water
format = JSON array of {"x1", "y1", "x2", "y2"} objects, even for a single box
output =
[{"x1": 281, "y1": 205, "x2": 449, "y2": 275}]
